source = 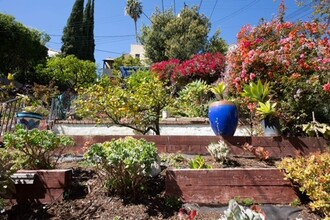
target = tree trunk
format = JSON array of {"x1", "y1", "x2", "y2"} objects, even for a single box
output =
[{"x1": 134, "y1": 21, "x2": 138, "y2": 44}]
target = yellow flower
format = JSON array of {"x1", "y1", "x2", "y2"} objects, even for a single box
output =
[{"x1": 7, "y1": 73, "x2": 14, "y2": 81}]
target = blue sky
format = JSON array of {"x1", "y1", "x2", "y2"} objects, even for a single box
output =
[{"x1": 0, "y1": 0, "x2": 313, "y2": 67}]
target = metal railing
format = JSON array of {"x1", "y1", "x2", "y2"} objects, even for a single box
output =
[{"x1": 0, "y1": 98, "x2": 23, "y2": 137}]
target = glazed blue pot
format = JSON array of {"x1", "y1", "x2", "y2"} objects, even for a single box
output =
[
  {"x1": 16, "y1": 112, "x2": 43, "y2": 130},
  {"x1": 208, "y1": 101, "x2": 239, "y2": 136}
]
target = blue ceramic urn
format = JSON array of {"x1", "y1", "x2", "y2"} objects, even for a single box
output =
[{"x1": 208, "y1": 101, "x2": 239, "y2": 136}]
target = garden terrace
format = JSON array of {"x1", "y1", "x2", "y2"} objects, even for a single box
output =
[
  {"x1": 64, "y1": 134, "x2": 327, "y2": 206},
  {"x1": 66, "y1": 135, "x2": 327, "y2": 158}
]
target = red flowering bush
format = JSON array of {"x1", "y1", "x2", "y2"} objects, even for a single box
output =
[
  {"x1": 150, "y1": 59, "x2": 180, "y2": 82},
  {"x1": 226, "y1": 18, "x2": 330, "y2": 135},
  {"x1": 151, "y1": 52, "x2": 226, "y2": 88},
  {"x1": 172, "y1": 52, "x2": 226, "y2": 86}
]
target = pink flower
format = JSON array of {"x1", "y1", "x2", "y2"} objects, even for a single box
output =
[
  {"x1": 255, "y1": 38, "x2": 263, "y2": 44},
  {"x1": 249, "y1": 73, "x2": 256, "y2": 80},
  {"x1": 323, "y1": 83, "x2": 330, "y2": 93},
  {"x1": 243, "y1": 41, "x2": 251, "y2": 48},
  {"x1": 248, "y1": 102, "x2": 257, "y2": 112}
]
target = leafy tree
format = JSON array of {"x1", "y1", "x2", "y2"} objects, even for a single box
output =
[
  {"x1": 140, "y1": 8, "x2": 175, "y2": 62},
  {"x1": 111, "y1": 54, "x2": 142, "y2": 77},
  {"x1": 36, "y1": 55, "x2": 97, "y2": 91},
  {"x1": 125, "y1": 0, "x2": 143, "y2": 43},
  {"x1": 203, "y1": 30, "x2": 228, "y2": 54},
  {"x1": 75, "y1": 71, "x2": 171, "y2": 135},
  {"x1": 61, "y1": 0, "x2": 84, "y2": 59},
  {"x1": 0, "y1": 13, "x2": 48, "y2": 83},
  {"x1": 140, "y1": 6, "x2": 212, "y2": 62},
  {"x1": 164, "y1": 6, "x2": 210, "y2": 60},
  {"x1": 112, "y1": 54, "x2": 142, "y2": 70},
  {"x1": 82, "y1": 0, "x2": 95, "y2": 62}
]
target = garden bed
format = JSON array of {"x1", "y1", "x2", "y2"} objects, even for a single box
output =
[
  {"x1": 1, "y1": 158, "x2": 323, "y2": 219},
  {"x1": 62, "y1": 135, "x2": 327, "y2": 206},
  {"x1": 1, "y1": 135, "x2": 327, "y2": 219}
]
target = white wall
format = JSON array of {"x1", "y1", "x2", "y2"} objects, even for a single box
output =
[{"x1": 52, "y1": 123, "x2": 250, "y2": 136}]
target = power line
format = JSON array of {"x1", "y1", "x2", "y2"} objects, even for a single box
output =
[
  {"x1": 198, "y1": 0, "x2": 203, "y2": 12},
  {"x1": 285, "y1": 3, "x2": 313, "y2": 20},
  {"x1": 295, "y1": 10, "x2": 314, "y2": 21},
  {"x1": 48, "y1": 34, "x2": 135, "y2": 38},
  {"x1": 209, "y1": 0, "x2": 218, "y2": 20},
  {"x1": 213, "y1": 0, "x2": 260, "y2": 24},
  {"x1": 95, "y1": 49, "x2": 123, "y2": 55}
]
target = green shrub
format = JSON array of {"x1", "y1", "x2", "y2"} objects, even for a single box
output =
[
  {"x1": 279, "y1": 152, "x2": 330, "y2": 216},
  {"x1": 169, "y1": 80, "x2": 210, "y2": 117},
  {"x1": 84, "y1": 137, "x2": 159, "y2": 198},
  {"x1": 2, "y1": 125, "x2": 75, "y2": 169}
]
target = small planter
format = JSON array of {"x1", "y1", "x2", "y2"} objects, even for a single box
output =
[
  {"x1": 262, "y1": 116, "x2": 281, "y2": 137},
  {"x1": 165, "y1": 168, "x2": 298, "y2": 205},
  {"x1": 16, "y1": 111, "x2": 43, "y2": 130},
  {"x1": 208, "y1": 101, "x2": 239, "y2": 136},
  {"x1": 11, "y1": 169, "x2": 72, "y2": 204}
]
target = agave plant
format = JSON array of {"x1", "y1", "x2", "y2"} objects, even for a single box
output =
[
  {"x1": 241, "y1": 79, "x2": 270, "y2": 103},
  {"x1": 256, "y1": 100, "x2": 277, "y2": 120},
  {"x1": 210, "y1": 81, "x2": 226, "y2": 100}
]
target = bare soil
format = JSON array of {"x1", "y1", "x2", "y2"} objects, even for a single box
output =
[{"x1": 0, "y1": 155, "x2": 323, "y2": 220}]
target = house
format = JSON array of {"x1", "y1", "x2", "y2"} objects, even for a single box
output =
[{"x1": 129, "y1": 44, "x2": 147, "y2": 64}]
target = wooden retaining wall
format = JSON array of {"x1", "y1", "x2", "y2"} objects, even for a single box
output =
[
  {"x1": 165, "y1": 168, "x2": 298, "y2": 205},
  {"x1": 12, "y1": 169, "x2": 72, "y2": 204},
  {"x1": 67, "y1": 135, "x2": 327, "y2": 158}
]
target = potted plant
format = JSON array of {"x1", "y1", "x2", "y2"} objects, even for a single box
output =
[
  {"x1": 16, "y1": 82, "x2": 59, "y2": 130},
  {"x1": 208, "y1": 81, "x2": 239, "y2": 136},
  {"x1": 241, "y1": 79, "x2": 280, "y2": 136},
  {"x1": 16, "y1": 94, "x2": 49, "y2": 129},
  {"x1": 256, "y1": 100, "x2": 281, "y2": 136}
]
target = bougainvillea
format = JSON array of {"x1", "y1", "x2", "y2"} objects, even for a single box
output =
[
  {"x1": 226, "y1": 17, "x2": 330, "y2": 135},
  {"x1": 151, "y1": 52, "x2": 226, "y2": 88},
  {"x1": 150, "y1": 59, "x2": 180, "y2": 82}
]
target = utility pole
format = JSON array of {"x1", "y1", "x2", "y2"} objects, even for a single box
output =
[
  {"x1": 173, "y1": 0, "x2": 176, "y2": 14},
  {"x1": 161, "y1": 0, "x2": 164, "y2": 13}
]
